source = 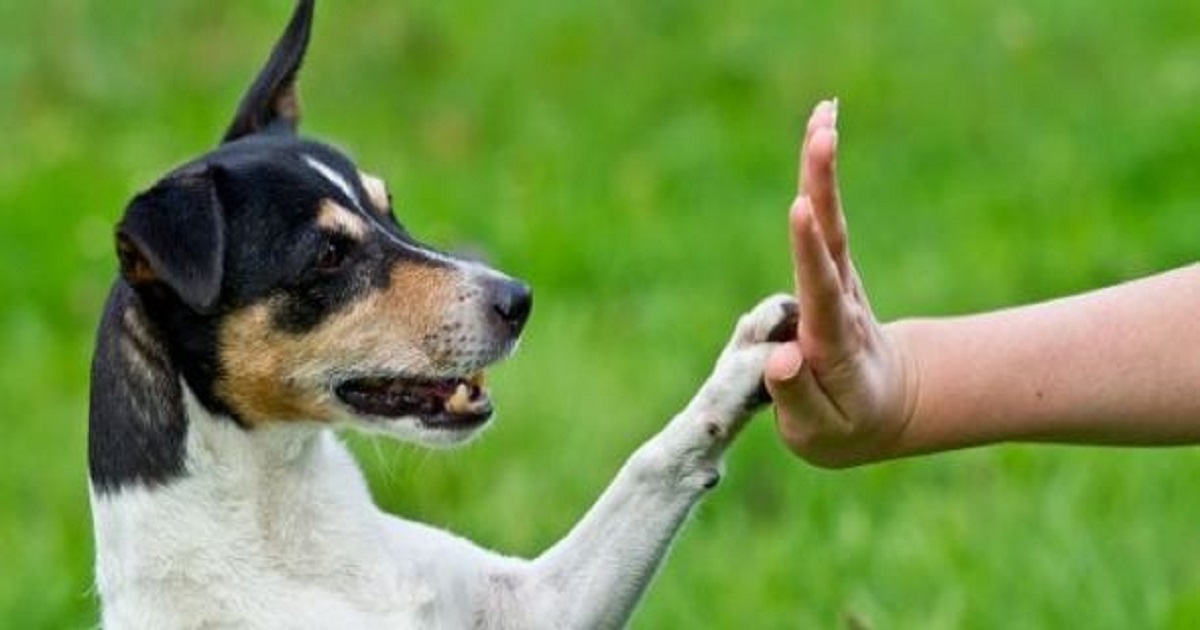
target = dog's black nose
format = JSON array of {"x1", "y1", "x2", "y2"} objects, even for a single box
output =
[{"x1": 490, "y1": 279, "x2": 532, "y2": 335}]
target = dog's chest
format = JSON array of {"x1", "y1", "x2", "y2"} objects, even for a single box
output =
[{"x1": 90, "y1": 423, "x2": 469, "y2": 629}]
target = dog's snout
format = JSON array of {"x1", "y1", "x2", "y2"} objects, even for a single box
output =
[{"x1": 489, "y1": 279, "x2": 532, "y2": 336}]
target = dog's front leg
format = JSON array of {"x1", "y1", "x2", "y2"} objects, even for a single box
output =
[{"x1": 481, "y1": 294, "x2": 797, "y2": 630}]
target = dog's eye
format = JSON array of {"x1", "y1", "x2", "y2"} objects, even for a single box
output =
[{"x1": 314, "y1": 235, "x2": 353, "y2": 272}]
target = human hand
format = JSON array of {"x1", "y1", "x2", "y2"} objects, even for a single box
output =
[{"x1": 763, "y1": 100, "x2": 916, "y2": 468}]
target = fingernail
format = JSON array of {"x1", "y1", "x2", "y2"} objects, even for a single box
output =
[{"x1": 830, "y1": 97, "x2": 839, "y2": 127}]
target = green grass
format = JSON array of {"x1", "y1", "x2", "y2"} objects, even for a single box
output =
[{"x1": 2, "y1": 0, "x2": 1199, "y2": 627}]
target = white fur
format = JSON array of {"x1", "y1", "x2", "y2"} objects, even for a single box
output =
[
  {"x1": 91, "y1": 294, "x2": 795, "y2": 629},
  {"x1": 303, "y1": 154, "x2": 362, "y2": 209},
  {"x1": 302, "y1": 153, "x2": 476, "y2": 272}
]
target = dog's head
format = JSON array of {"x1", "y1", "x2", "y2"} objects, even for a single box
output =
[{"x1": 114, "y1": 0, "x2": 530, "y2": 447}]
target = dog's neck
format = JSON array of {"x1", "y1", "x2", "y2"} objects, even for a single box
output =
[
  {"x1": 179, "y1": 388, "x2": 328, "y2": 485},
  {"x1": 92, "y1": 388, "x2": 377, "y2": 570}
]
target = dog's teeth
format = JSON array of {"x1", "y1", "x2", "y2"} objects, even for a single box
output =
[{"x1": 445, "y1": 382, "x2": 473, "y2": 414}]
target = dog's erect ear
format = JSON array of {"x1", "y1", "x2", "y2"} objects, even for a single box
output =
[
  {"x1": 116, "y1": 168, "x2": 226, "y2": 314},
  {"x1": 222, "y1": 0, "x2": 315, "y2": 143}
]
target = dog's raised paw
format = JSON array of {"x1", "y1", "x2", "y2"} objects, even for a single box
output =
[
  {"x1": 745, "y1": 294, "x2": 799, "y2": 408},
  {"x1": 731, "y1": 293, "x2": 799, "y2": 350},
  {"x1": 698, "y1": 293, "x2": 800, "y2": 415}
]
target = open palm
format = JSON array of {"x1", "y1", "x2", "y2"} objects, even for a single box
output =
[{"x1": 764, "y1": 101, "x2": 915, "y2": 468}]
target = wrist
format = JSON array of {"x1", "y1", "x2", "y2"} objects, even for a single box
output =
[{"x1": 879, "y1": 319, "x2": 923, "y2": 460}]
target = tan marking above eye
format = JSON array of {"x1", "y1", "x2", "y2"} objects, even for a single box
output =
[
  {"x1": 316, "y1": 199, "x2": 368, "y2": 239},
  {"x1": 358, "y1": 171, "x2": 391, "y2": 216}
]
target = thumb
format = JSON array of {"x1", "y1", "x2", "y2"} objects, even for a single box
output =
[
  {"x1": 765, "y1": 344, "x2": 821, "y2": 421},
  {"x1": 765, "y1": 342, "x2": 852, "y2": 446},
  {"x1": 765, "y1": 342, "x2": 805, "y2": 385},
  {"x1": 765, "y1": 343, "x2": 818, "y2": 417}
]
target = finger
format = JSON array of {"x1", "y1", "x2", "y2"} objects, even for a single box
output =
[
  {"x1": 790, "y1": 196, "x2": 846, "y2": 348},
  {"x1": 764, "y1": 335, "x2": 804, "y2": 383},
  {"x1": 804, "y1": 124, "x2": 851, "y2": 281},
  {"x1": 797, "y1": 100, "x2": 838, "y2": 195},
  {"x1": 764, "y1": 344, "x2": 852, "y2": 447}
]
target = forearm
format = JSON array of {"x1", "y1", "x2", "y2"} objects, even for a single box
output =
[{"x1": 886, "y1": 263, "x2": 1200, "y2": 457}]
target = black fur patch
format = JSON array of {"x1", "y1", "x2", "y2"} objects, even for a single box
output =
[
  {"x1": 223, "y1": 0, "x2": 313, "y2": 142},
  {"x1": 89, "y1": 283, "x2": 189, "y2": 492},
  {"x1": 766, "y1": 301, "x2": 800, "y2": 343}
]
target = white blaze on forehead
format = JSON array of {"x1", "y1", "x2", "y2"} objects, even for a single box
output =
[
  {"x1": 301, "y1": 154, "x2": 478, "y2": 271},
  {"x1": 303, "y1": 154, "x2": 362, "y2": 209}
]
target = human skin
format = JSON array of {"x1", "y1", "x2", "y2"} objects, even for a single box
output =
[{"x1": 763, "y1": 100, "x2": 1200, "y2": 468}]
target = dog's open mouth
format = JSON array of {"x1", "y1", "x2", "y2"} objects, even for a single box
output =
[{"x1": 335, "y1": 372, "x2": 492, "y2": 428}]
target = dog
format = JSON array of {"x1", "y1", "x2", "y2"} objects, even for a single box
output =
[{"x1": 88, "y1": 1, "x2": 798, "y2": 627}]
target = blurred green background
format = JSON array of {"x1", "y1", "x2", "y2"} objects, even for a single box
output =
[{"x1": 1, "y1": 0, "x2": 1198, "y2": 627}]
